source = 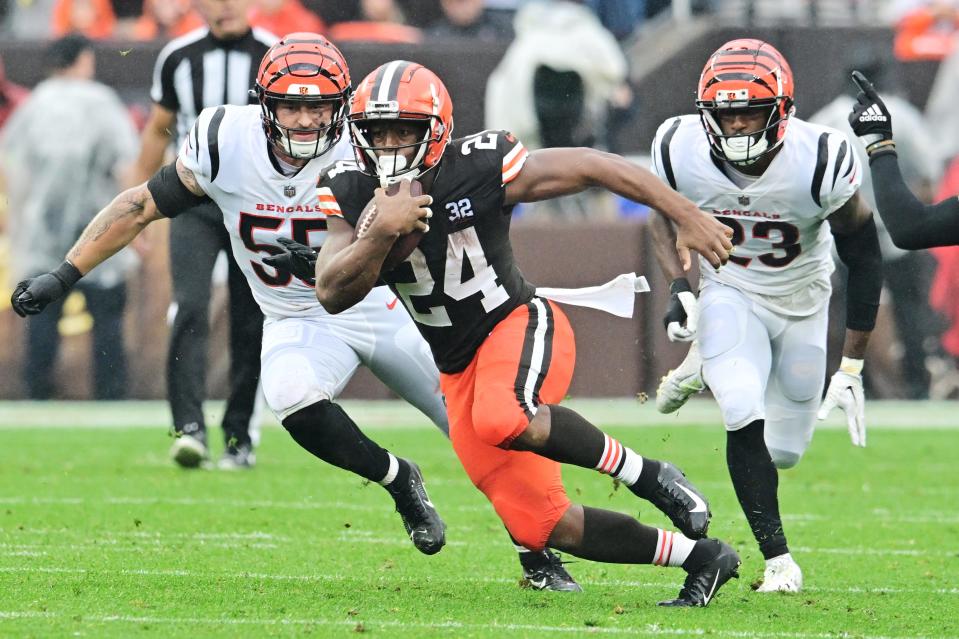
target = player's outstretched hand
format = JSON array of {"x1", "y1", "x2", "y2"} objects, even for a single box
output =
[
  {"x1": 675, "y1": 209, "x2": 734, "y2": 270},
  {"x1": 817, "y1": 363, "x2": 866, "y2": 447},
  {"x1": 264, "y1": 237, "x2": 318, "y2": 284},
  {"x1": 10, "y1": 262, "x2": 82, "y2": 317},
  {"x1": 848, "y1": 71, "x2": 893, "y2": 153},
  {"x1": 664, "y1": 277, "x2": 699, "y2": 342},
  {"x1": 371, "y1": 179, "x2": 433, "y2": 238}
]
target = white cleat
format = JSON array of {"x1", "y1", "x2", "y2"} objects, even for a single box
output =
[
  {"x1": 170, "y1": 434, "x2": 209, "y2": 469},
  {"x1": 656, "y1": 341, "x2": 706, "y2": 414},
  {"x1": 756, "y1": 553, "x2": 803, "y2": 593}
]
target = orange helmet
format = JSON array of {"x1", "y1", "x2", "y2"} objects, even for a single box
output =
[
  {"x1": 254, "y1": 33, "x2": 351, "y2": 159},
  {"x1": 348, "y1": 60, "x2": 453, "y2": 185},
  {"x1": 696, "y1": 39, "x2": 795, "y2": 164}
]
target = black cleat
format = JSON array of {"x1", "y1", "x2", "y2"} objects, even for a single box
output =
[
  {"x1": 631, "y1": 462, "x2": 711, "y2": 538},
  {"x1": 389, "y1": 459, "x2": 446, "y2": 555},
  {"x1": 658, "y1": 540, "x2": 740, "y2": 607},
  {"x1": 521, "y1": 549, "x2": 583, "y2": 592}
]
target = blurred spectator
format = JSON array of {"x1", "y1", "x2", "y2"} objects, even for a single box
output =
[
  {"x1": 328, "y1": 0, "x2": 422, "y2": 43},
  {"x1": 51, "y1": 0, "x2": 115, "y2": 38},
  {"x1": 584, "y1": 0, "x2": 644, "y2": 41},
  {"x1": 127, "y1": 0, "x2": 204, "y2": 40},
  {"x1": 427, "y1": 0, "x2": 513, "y2": 40},
  {"x1": 0, "y1": 55, "x2": 29, "y2": 131},
  {"x1": 0, "y1": 35, "x2": 138, "y2": 399},
  {"x1": 486, "y1": 0, "x2": 627, "y2": 218},
  {"x1": 892, "y1": 0, "x2": 959, "y2": 61},
  {"x1": 922, "y1": 36, "x2": 959, "y2": 164},
  {"x1": 486, "y1": 0, "x2": 627, "y2": 149},
  {"x1": 810, "y1": 61, "x2": 943, "y2": 398},
  {"x1": 250, "y1": 0, "x2": 326, "y2": 37},
  {"x1": 928, "y1": 161, "x2": 959, "y2": 393}
]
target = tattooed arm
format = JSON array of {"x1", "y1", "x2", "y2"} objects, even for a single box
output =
[{"x1": 67, "y1": 158, "x2": 203, "y2": 274}]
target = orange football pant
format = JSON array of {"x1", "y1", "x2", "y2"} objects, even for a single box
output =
[{"x1": 440, "y1": 298, "x2": 576, "y2": 551}]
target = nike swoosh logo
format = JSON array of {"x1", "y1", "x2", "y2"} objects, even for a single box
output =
[
  {"x1": 386, "y1": 298, "x2": 398, "y2": 310},
  {"x1": 703, "y1": 571, "x2": 721, "y2": 606},
  {"x1": 529, "y1": 578, "x2": 547, "y2": 589},
  {"x1": 676, "y1": 483, "x2": 708, "y2": 514}
]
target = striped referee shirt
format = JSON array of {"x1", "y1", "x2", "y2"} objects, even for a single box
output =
[{"x1": 150, "y1": 26, "x2": 278, "y2": 149}]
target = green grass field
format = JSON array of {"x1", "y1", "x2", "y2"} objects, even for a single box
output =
[{"x1": 0, "y1": 399, "x2": 956, "y2": 638}]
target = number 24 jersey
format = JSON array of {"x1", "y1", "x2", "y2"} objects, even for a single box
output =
[{"x1": 317, "y1": 130, "x2": 535, "y2": 373}]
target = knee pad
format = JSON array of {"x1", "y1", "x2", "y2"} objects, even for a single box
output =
[
  {"x1": 777, "y1": 344, "x2": 826, "y2": 403},
  {"x1": 768, "y1": 448, "x2": 802, "y2": 469},
  {"x1": 708, "y1": 358, "x2": 765, "y2": 430},
  {"x1": 262, "y1": 352, "x2": 330, "y2": 420},
  {"x1": 470, "y1": 393, "x2": 529, "y2": 448}
]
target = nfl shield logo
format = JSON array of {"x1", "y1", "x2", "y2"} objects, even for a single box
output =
[
  {"x1": 284, "y1": 185, "x2": 296, "y2": 198},
  {"x1": 738, "y1": 194, "x2": 750, "y2": 206}
]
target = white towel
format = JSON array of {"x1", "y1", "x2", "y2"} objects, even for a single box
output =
[{"x1": 536, "y1": 272, "x2": 650, "y2": 319}]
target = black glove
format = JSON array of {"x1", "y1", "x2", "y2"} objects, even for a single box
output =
[
  {"x1": 849, "y1": 70, "x2": 895, "y2": 158},
  {"x1": 10, "y1": 261, "x2": 83, "y2": 317},
  {"x1": 263, "y1": 237, "x2": 318, "y2": 284},
  {"x1": 663, "y1": 277, "x2": 698, "y2": 342}
]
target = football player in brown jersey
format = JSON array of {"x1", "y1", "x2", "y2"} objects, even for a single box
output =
[{"x1": 311, "y1": 61, "x2": 739, "y2": 606}]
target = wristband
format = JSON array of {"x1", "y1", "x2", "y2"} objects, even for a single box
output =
[
  {"x1": 865, "y1": 139, "x2": 896, "y2": 157},
  {"x1": 669, "y1": 277, "x2": 693, "y2": 295},
  {"x1": 839, "y1": 356, "x2": 864, "y2": 376},
  {"x1": 52, "y1": 260, "x2": 83, "y2": 289}
]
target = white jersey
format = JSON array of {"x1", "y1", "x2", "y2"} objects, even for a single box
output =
[
  {"x1": 650, "y1": 115, "x2": 861, "y2": 316},
  {"x1": 179, "y1": 104, "x2": 355, "y2": 318}
]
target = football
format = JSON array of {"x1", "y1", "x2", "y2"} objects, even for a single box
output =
[{"x1": 353, "y1": 179, "x2": 426, "y2": 272}]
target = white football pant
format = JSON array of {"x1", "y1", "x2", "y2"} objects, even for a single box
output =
[
  {"x1": 260, "y1": 286, "x2": 447, "y2": 431},
  {"x1": 698, "y1": 282, "x2": 828, "y2": 469}
]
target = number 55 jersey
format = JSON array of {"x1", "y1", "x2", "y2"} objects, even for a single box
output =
[
  {"x1": 317, "y1": 130, "x2": 536, "y2": 374},
  {"x1": 650, "y1": 115, "x2": 862, "y2": 316}
]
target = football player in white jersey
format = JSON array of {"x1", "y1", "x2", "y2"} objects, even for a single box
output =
[
  {"x1": 646, "y1": 40, "x2": 883, "y2": 592},
  {"x1": 10, "y1": 32, "x2": 587, "y2": 587},
  {"x1": 10, "y1": 34, "x2": 457, "y2": 557}
]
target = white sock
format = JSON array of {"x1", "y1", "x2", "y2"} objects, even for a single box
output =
[
  {"x1": 595, "y1": 433, "x2": 644, "y2": 485},
  {"x1": 651, "y1": 529, "x2": 697, "y2": 567},
  {"x1": 378, "y1": 453, "x2": 399, "y2": 486}
]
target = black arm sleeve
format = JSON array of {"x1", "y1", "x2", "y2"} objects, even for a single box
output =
[
  {"x1": 869, "y1": 152, "x2": 959, "y2": 250},
  {"x1": 834, "y1": 215, "x2": 882, "y2": 332},
  {"x1": 146, "y1": 163, "x2": 210, "y2": 218}
]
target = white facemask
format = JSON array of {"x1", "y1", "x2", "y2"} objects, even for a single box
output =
[
  {"x1": 720, "y1": 133, "x2": 769, "y2": 165},
  {"x1": 377, "y1": 154, "x2": 420, "y2": 188}
]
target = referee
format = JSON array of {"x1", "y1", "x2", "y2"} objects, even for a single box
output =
[{"x1": 128, "y1": 0, "x2": 277, "y2": 469}]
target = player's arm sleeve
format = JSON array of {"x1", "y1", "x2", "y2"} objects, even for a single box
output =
[
  {"x1": 150, "y1": 43, "x2": 180, "y2": 112},
  {"x1": 868, "y1": 152, "x2": 959, "y2": 249},
  {"x1": 147, "y1": 163, "x2": 210, "y2": 218},
  {"x1": 833, "y1": 212, "x2": 882, "y2": 331}
]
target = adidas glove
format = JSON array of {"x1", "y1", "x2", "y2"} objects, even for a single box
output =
[
  {"x1": 817, "y1": 357, "x2": 866, "y2": 447},
  {"x1": 848, "y1": 71, "x2": 895, "y2": 159},
  {"x1": 263, "y1": 237, "x2": 318, "y2": 285},
  {"x1": 10, "y1": 261, "x2": 83, "y2": 317},
  {"x1": 664, "y1": 278, "x2": 699, "y2": 342}
]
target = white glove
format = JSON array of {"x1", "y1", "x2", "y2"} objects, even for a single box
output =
[
  {"x1": 817, "y1": 357, "x2": 866, "y2": 447},
  {"x1": 667, "y1": 290, "x2": 699, "y2": 342}
]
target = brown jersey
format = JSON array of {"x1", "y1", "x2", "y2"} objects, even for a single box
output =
[{"x1": 317, "y1": 130, "x2": 535, "y2": 373}]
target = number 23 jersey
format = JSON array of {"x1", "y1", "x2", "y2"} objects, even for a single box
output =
[
  {"x1": 317, "y1": 130, "x2": 536, "y2": 374},
  {"x1": 651, "y1": 115, "x2": 862, "y2": 316}
]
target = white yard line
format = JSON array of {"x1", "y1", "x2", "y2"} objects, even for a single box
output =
[
  {"x1": 0, "y1": 566, "x2": 955, "y2": 597},
  {"x1": 1, "y1": 399, "x2": 956, "y2": 430},
  {"x1": 0, "y1": 610, "x2": 953, "y2": 639}
]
